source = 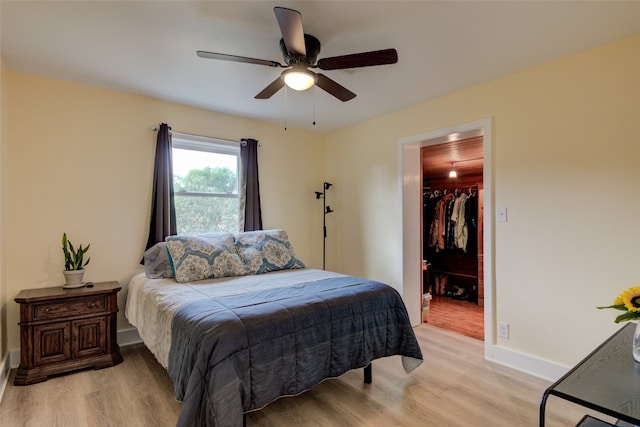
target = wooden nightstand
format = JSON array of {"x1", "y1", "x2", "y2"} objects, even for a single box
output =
[{"x1": 14, "y1": 281, "x2": 123, "y2": 385}]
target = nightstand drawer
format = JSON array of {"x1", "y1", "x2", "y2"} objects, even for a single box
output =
[{"x1": 33, "y1": 296, "x2": 107, "y2": 320}]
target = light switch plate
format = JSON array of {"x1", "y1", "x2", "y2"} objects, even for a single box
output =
[{"x1": 497, "y1": 207, "x2": 507, "y2": 222}]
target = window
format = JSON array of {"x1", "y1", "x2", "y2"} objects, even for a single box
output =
[{"x1": 172, "y1": 134, "x2": 240, "y2": 234}]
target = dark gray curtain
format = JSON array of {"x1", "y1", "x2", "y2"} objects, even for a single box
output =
[
  {"x1": 239, "y1": 138, "x2": 262, "y2": 231},
  {"x1": 144, "y1": 123, "x2": 177, "y2": 252}
]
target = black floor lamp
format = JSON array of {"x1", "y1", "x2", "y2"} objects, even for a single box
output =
[{"x1": 315, "y1": 182, "x2": 333, "y2": 270}]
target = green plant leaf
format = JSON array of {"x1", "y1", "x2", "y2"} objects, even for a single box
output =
[
  {"x1": 597, "y1": 303, "x2": 627, "y2": 312},
  {"x1": 61, "y1": 233, "x2": 90, "y2": 270},
  {"x1": 615, "y1": 311, "x2": 640, "y2": 323}
]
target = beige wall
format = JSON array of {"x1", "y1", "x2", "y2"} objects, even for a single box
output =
[
  {"x1": 0, "y1": 54, "x2": 8, "y2": 363},
  {"x1": 325, "y1": 34, "x2": 640, "y2": 366},
  {"x1": 4, "y1": 72, "x2": 325, "y2": 351},
  {"x1": 3, "y1": 33, "x2": 639, "y2": 371}
]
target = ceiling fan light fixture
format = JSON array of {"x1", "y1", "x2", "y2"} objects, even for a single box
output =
[{"x1": 282, "y1": 68, "x2": 317, "y2": 91}]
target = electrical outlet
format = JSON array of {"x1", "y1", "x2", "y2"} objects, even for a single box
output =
[{"x1": 498, "y1": 321, "x2": 510, "y2": 339}]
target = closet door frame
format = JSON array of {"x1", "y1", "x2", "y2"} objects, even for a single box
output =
[{"x1": 399, "y1": 118, "x2": 493, "y2": 358}]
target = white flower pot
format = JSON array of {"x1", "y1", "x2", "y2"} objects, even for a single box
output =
[{"x1": 63, "y1": 269, "x2": 85, "y2": 287}]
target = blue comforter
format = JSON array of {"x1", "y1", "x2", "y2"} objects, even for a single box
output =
[{"x1": 168, "y1": 275, "x2": 423, "y2": 426}]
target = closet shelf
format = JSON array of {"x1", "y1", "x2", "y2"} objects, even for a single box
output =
[{"x1": 428, "y1": 269, "x2": 478, "y2": 279}]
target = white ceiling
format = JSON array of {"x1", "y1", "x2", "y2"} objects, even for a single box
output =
[{"x1": 2, "y1": 1, "x2": 640, "y2": 132}]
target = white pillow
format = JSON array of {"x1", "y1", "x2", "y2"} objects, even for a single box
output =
[{"x1": 143, "y1": 242, "x2": 174, "y2": 279}]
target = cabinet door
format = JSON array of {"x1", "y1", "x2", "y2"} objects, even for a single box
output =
[
  {"x1": 34, "y1": 321, "x2": 71, "y2": 365},
  {"x1": 72, "y1": 317, "x2": 107, "y2": 358}
]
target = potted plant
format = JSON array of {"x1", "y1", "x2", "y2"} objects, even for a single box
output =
[{"x1": 62, "y1": 232, "x2": 91, "y2": 287}]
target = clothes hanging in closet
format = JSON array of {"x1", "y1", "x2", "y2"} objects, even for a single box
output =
[{"x1": 425, "y1": 189, "x2": 478, "y2": 254}]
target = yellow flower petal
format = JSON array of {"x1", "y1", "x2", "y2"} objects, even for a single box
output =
[{"x1": 622, "y1": 286, "x2": 640, "y2": 313}]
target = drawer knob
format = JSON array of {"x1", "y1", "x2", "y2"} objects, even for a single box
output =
[
  {"x1": 45, "y1": 308, "x2": 50, "y2": 313},
  {"x1": 90, "y1": 302, "x2": 96, "y2": 307}
]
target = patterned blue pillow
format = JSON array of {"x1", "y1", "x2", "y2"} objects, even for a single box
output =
[
  {"x1": 165, "y1": 233, "x2": 250, "y2": 283},
  {"x1": 234, "y1": 229, "x2": 305, "y2": 274}
]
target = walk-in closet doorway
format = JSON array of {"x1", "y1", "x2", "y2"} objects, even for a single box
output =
[
  {"x1": 399, "y1": 118, "x2": 493, "y2": 356},
  {"x1": 421, "y1": 136, "x2": 484, "y2": 341}
]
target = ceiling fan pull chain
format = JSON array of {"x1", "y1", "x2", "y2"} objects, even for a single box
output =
[
  {"x1": 284, "y1": 85, "x2": 288, "y2": 131},
  {"x1": 313, "y1": 86, "x2": 316, "y2": 126}
]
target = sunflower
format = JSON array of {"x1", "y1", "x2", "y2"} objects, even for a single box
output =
[
  {"x1": 597, "y1": 285, "x2": 640, "y2": 323},
  {"x1": 621, "y1": 287, "x2": 640, "y2": 312}
]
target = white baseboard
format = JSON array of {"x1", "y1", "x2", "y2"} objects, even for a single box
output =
[
  {"x1": 117, "y1": 327, "x2": 142, "y2": 347},
  {"x1": 486, "y1": 343, "x2": 570, "y2": 382}
]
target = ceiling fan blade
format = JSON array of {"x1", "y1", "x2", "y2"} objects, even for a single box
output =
[
  {"x1": 316, "y1": 48, "x2": 398, "y2": 70},
  {"x1": 197, "y1": 51, "x2": 283, "y2": 68},
  {"x1": 316, "y1": 74, "x2": 356, "y2": 102},
  {"x1": 274, "y1": 7, "x2": 306, "y2": 57},
  {"x1": 255, "y1": 77, "x2": 285, "y2": 99}
]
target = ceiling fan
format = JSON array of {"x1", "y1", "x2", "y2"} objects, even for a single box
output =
[{"x1": 196, "y1": 6, "x2": 398, "y2": 102}]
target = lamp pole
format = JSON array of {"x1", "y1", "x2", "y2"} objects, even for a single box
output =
[{"x1": 315, "y1": 182, "x2": 333, "y2": 270}]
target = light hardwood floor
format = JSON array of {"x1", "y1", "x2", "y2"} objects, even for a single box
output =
[{"x1": 0, "y1": 325, "x2": 612, "y2": 426}]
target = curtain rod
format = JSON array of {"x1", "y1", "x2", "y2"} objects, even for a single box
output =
[{"x1": 151, "y1": 126, "x2": 245, "y2": 146}]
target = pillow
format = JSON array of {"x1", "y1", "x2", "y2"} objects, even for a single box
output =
[
  {"x1": 234, "y1": 229, "x2": 305, "y2": 274},
  {"x1": 143, "y1": 242, "x2": 174, "y2": 279},
  {"x1": 165, "y1": 233, "x2": 250, "y2": 283}
]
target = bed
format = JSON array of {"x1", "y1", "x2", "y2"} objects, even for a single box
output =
[{"x1": 125, "y1": 230, "x2": 423, "y2": 426}]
